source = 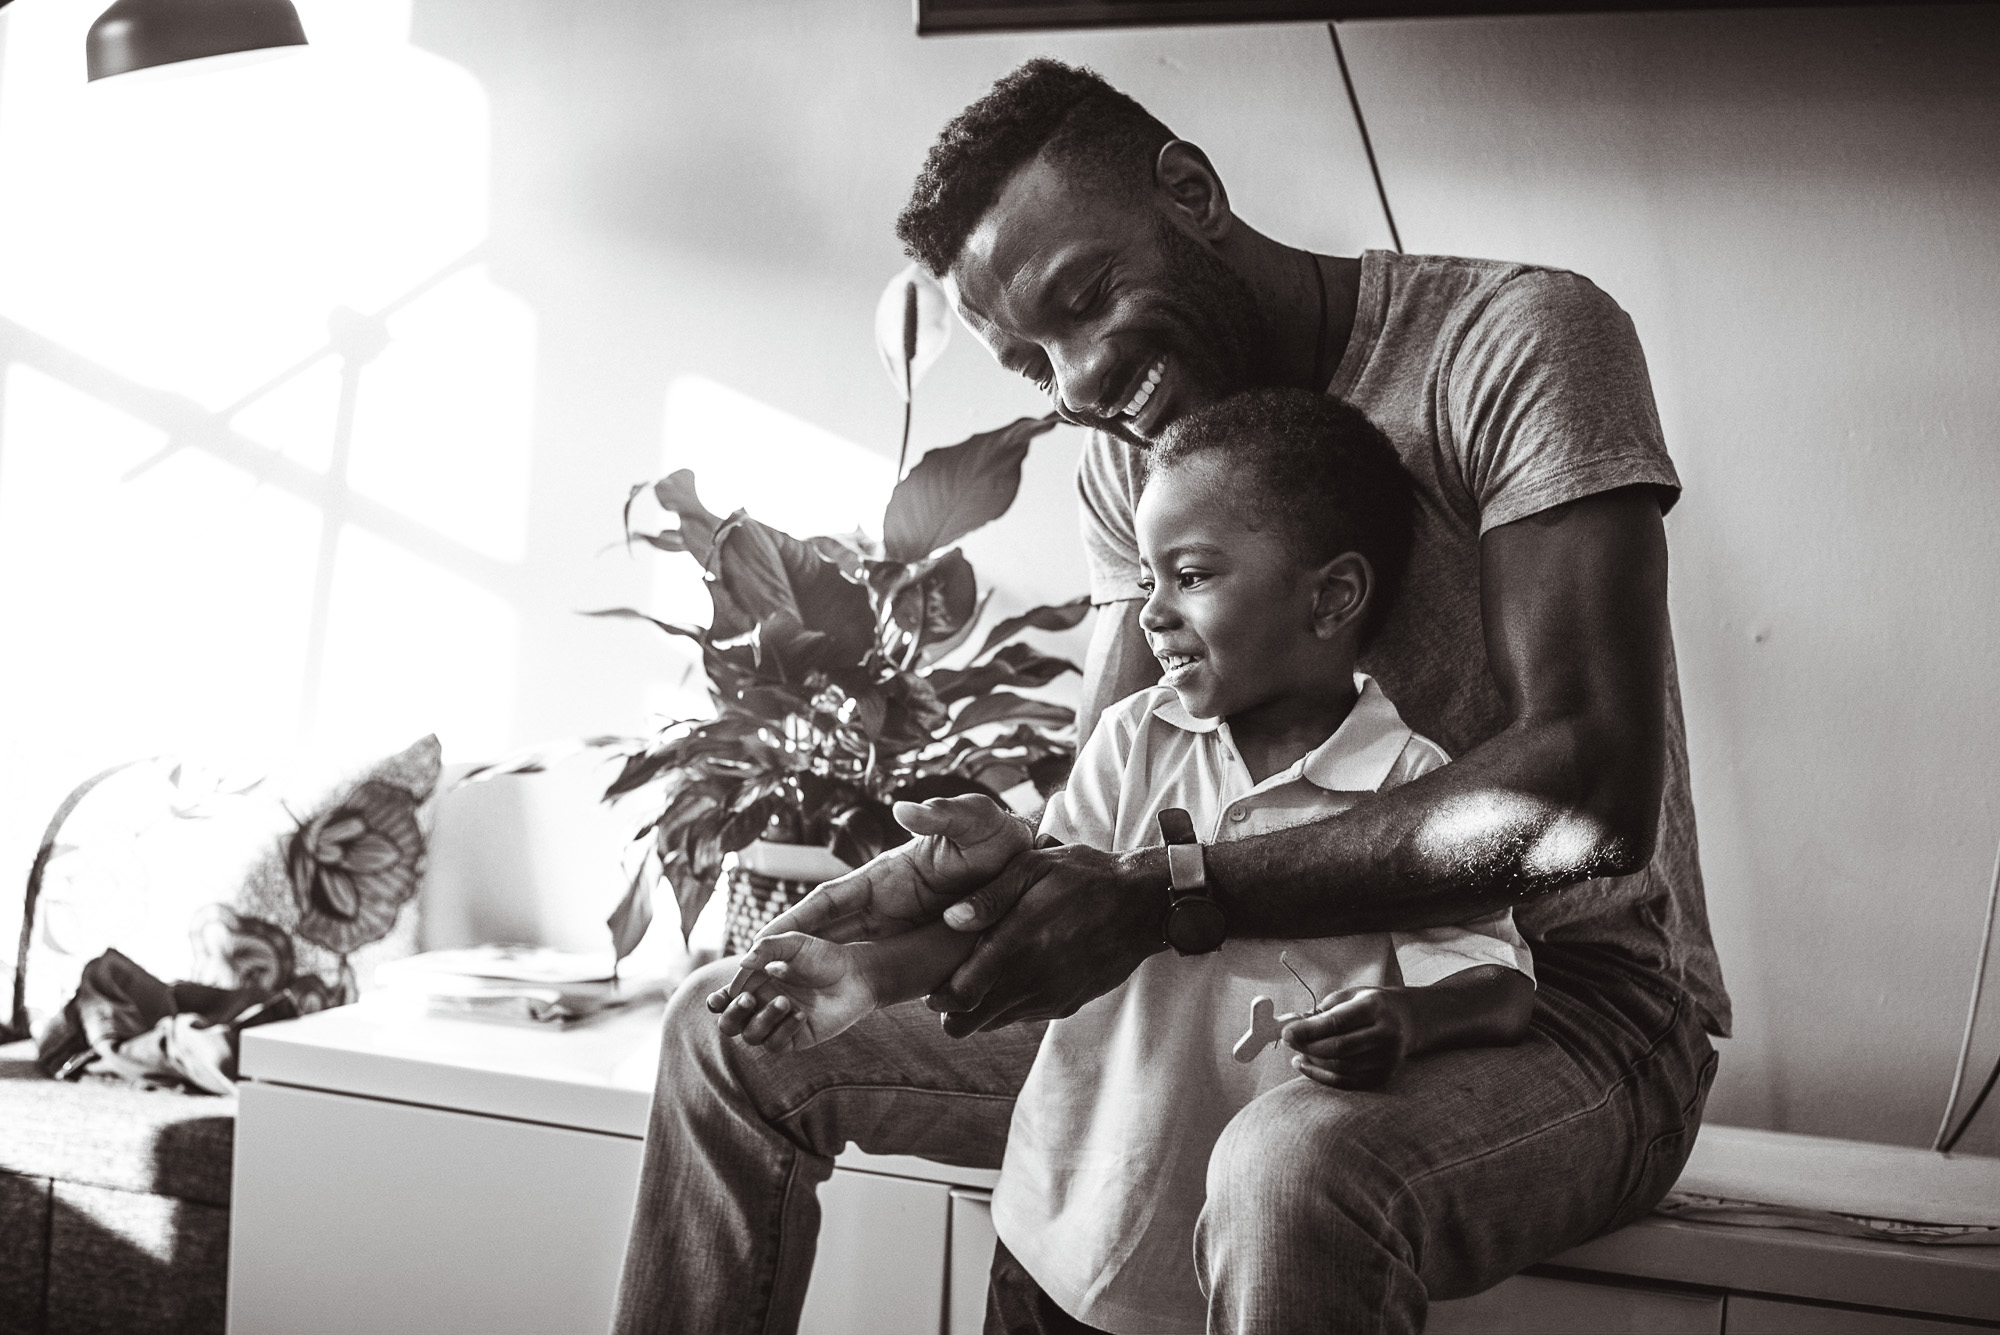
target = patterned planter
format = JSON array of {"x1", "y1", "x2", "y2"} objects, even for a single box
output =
[{"x1": 722, "y1": 841, "x2": 854, "y2": 956}]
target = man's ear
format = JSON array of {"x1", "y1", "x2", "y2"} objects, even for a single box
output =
[
  {"x1": 1311, "y1": 552, "x2": 1373, "y2": 639},
  {"x1": 1153, "y1": 140, "x2": 1231, "y2": 241}
]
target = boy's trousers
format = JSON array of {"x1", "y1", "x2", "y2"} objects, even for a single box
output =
[{"x1": 612, "y1": 937, "x2": 1716, "y2": 1335}]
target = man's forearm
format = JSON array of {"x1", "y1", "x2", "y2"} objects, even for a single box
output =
[{"x1": 1100, "y1": 706, "x2": 1659, "y2": 941}]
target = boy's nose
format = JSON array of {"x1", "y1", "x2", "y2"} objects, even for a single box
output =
[{"x1": 1139, "y1": 592, "x2": 1177, "y2": 633}]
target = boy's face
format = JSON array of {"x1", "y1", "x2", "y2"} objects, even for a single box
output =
[{"x1": 1135, "y1": 456, "x2": 1330, "y2": 721}]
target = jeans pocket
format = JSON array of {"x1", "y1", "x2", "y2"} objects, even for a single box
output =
[{"x1": 1606, "y1": 1044, "x2": 1719, "y2": 1232}]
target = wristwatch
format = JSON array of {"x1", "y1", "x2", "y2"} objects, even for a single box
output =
[{"x1": 1157, "y1": 808, "x2": 1227, "y2": 956}]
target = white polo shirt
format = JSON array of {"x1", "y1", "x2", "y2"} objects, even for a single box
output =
[{"x1": 991, "y1": 675, "x2": 1534, "y2": 1334}]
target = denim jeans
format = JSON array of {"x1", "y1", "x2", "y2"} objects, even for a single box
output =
[{"x1": 612, "y1": 939, "x2": 1715, "y2": 1335}]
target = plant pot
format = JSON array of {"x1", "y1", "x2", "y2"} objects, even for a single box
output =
[{"x1": 723, "y1": 841, "x2": 855, "y2": 956}]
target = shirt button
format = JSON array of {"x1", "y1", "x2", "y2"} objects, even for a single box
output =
[{"x1": 1230, "y1": 808, "x2": 1249, "y2": 822}]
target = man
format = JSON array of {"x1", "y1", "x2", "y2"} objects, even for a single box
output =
[{"x1": 614, "y1": 58, "x2": 1726, "y2": 1335}]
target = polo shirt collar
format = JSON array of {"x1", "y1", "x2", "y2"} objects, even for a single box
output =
[{"x1": 1150, "y1": 673, "x2": 1414, "y2": 794}]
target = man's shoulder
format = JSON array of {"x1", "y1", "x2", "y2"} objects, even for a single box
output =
[{"x1": 1376, "y1": 250, "x2": 1629, "y2": 344}]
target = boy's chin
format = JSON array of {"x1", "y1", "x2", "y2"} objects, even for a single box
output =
[{"x1": 1170, "y1": 685, "x2": 1226, "y2": 721}]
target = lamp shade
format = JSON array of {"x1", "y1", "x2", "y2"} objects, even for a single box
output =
[{"x1": 87, "y1": 0, "x2": 308, "y2": 82}]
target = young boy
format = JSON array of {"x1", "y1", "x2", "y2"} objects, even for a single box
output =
[{"x1": 713, "y1": 388, "x2": 1535, "y2": 1333}]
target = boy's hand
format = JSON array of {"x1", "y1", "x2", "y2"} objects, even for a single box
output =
[
  {"x1": 758, "y1": 795, "x2": 1029, "y2": 944},
  {"x1": 1281, "y1": 987, "x2": 1417, "y2": 1090},
  {"x1": 705, "y1": 933, "x2": 875, "y2": 1051}
]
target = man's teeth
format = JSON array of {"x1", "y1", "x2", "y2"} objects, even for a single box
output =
[{"x1": 1121, "y1": 360, "x2": 1165, "y2": 418}]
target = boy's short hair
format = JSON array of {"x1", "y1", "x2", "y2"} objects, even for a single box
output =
[
  {"x1": 896, "y1": 59, "x2": 1174, "y2": 277},
  {"x1": 1152, "y1": 388, "x2": 1416, "y2": 641}
]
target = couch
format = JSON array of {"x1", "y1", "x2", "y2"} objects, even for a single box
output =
[{"x1": 0, "y1": 1042, "x2": 233, "y2": 1335}]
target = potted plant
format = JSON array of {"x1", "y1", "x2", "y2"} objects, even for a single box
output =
[{"x1": 594, "y1": 415, "x2": 1090, "y2": 955}]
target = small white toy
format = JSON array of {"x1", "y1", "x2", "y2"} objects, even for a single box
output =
[
  {"x1": 1232, "y1": 995, "x2": 1306, "y2": 1063},
  {"x1": 1231, "y1": 951, "x2": 1325, "y2": 1063}
]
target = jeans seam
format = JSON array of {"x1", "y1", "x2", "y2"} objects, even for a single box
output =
[
  {"x1": 772, "y1": 1081, "x2": 1019, "y2": 1128},
  {"x1": 758, "y1": 1140, "x2": 808, "y2": 1335}
]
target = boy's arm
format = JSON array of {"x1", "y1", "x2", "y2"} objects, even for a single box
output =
[
  {"x1": 846, "y1": 921, "x2": 980, "y2": 1008},
  {"x1": 1282, "y1": 964, "x2": 1534, "y2": 1090},
  {"x1": 709, "y1": 921, "x2": 982, "y2": 1049}
]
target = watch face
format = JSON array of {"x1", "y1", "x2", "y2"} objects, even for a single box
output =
[{"x1": 1166, "y1": 896, "x2": 1227, "y2": 955}]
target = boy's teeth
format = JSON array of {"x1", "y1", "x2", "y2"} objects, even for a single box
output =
[{"x1": 1122, "y1": 360, "x2": 1164, "y2": 417}]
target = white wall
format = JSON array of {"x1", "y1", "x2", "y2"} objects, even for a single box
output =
[
  {"x1": 1338, "y1": 4, "x2": 2000, "y2": 1152},
  {"x1": 3, "y1": 0, "x2": 1996, "y2": 1155}
]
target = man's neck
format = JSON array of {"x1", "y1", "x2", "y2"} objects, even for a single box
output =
[{"x1": 1215, "y1": 226, "x2": 1362, "y2": 391}]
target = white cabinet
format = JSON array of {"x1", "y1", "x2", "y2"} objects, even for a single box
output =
[
  {"x1": 228, "y1": 1008, "x2": 2000, "y2": 1335},
  {"x1": 230, "y1": 1081, "x2": 644, "y2": 1335}
]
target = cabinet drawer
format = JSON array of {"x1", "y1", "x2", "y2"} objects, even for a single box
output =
[
  {"x1": 801, "y1": 1168, "x2": 952, "y2": 1335},
  {"x1": 1428, "y1": 1273, "x2": 1723, "y2": 1334},
  {"x1": 1726, "y1": 1295, "x2": 1998, "y2": 1334}
]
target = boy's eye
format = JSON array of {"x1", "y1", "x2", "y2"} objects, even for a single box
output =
[
  {"x1": 1136, "y1": 576, "x2": 1155, "y2": 594},
  {"x1": 1177, "y1": 568, "x2": 1208, "y2": 588}
]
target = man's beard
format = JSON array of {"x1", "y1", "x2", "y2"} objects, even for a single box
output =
[{"x1": 1147, "y1": 216, "x2": 1278, "y2": 412}]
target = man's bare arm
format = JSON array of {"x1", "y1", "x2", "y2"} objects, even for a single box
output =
[{"x1": 928, "y1": 486, "x2": 1670, "y2": 1034}]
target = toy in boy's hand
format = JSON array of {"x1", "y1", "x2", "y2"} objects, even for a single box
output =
[
  {"x1": 1232, "y1": 995, "x2": 1306, "y2": 1063},
  {"x1": 1233, "y1": 950, "x2": 1326, "y2": 1064}
]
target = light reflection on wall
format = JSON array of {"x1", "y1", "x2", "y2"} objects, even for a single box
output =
[{"x1": 0, "y1": 0, "x2": 533, "y2": 949}]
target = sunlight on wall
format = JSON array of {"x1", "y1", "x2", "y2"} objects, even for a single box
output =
[{"x1": 0, "y1": 0, "x2": 537, "y2": 955}]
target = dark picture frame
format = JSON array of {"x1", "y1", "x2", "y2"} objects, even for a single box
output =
[{"x1": 915, "y1": 0, "x2": 1943, "y2": 34}]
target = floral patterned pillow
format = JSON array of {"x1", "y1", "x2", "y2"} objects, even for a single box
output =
[{"x1": 7, "y1": 736, "x2": 441, "y2": 1041}]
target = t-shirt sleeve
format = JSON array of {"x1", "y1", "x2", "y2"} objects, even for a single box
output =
[
  {"x1": 1077, "y1": 429, "x2": 1147, "y2": 605},
  {"x1": 1037, "y1": 691, "x2": 1141, "y2": 850},
  {"x1": 1378, "y1": 732, "x2": 1536, "y2": 986},
  {"x1": 1448, "y1": 269, "x2": 1681, "y2": 535}
]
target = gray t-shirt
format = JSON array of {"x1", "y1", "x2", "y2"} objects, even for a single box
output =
[{"x1": 1079, "y1": 250, "x2": 1730, "y2": 1036}]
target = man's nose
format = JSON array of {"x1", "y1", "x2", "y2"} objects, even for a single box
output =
[{"x1": 1051, "y1": 338, "x2": 1124, "y2": 419}]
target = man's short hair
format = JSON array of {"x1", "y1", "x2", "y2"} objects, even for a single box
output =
[
  {"x1": 1152, "y1": 388, "x2": 1417, "y2": 640},
  {"x1": 897, "y1": 59, "x2": 1174, "y2": 277}
]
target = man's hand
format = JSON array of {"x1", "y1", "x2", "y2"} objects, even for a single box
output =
[
  {"x1": 757, "y1": 795, "x2": 1030, "y2": 944},
  {"x1": 924, "y1": 842, "x2": 1169, "y2": 1036},
  {"x1": 1282, "y1": 988, "x2": 1415, "y2": 1089}
]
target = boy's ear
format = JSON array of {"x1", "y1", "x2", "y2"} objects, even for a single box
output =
[{"x1": 1310, "y1": 553, "x2": 1372, "y2": 639}]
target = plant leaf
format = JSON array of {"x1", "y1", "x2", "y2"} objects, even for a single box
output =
[
  {"x1": 882, "y1": 415, "x2": 1058, "y2": 561},
  {"x1": 974, "y1": 594, "x2": 1092, "y2": 660},
  {"x1": 890, "y1": 547, "x2": 977, "y2": 643},
  {"x1": 652, "y1": 470, "x2": 728, "y2": 566},
  {"x1": 704, "y1": 514, "x2": 877, "y2": 672},
  {"x1": 917, "y1": 588, "x2": 991, "y2": 667},
  {"x1": 947, "y1": 690, "x2": 1076, "y2": 735},
  {"x1": 607, "y1": 857, "x2": 657, "y2": 959},
  {"x1": 580, "y1": 607, "x2": 708, "y2": 644},
  {"x1": 926, "y1": 642, "x2": 1080, "y2": 703}
]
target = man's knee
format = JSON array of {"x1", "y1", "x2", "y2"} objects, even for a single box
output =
[
  {"x1": 1205, "y1": 1080, "x2": 1411, "y2": 1225},
  {"x1": 653, "y1": 958, "x2": 760, "y2": 1108}
]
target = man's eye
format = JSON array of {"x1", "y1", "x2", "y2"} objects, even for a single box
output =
[{"x1": 1071, "y1": 278, "x2": 1110, "y2": 319}]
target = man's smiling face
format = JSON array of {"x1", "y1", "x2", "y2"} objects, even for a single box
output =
[{"x1": 947, "y1": 153, "x2": 1269, "y2": 444}]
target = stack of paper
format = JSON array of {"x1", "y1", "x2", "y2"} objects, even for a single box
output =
[{"x1": 373, "y1": 945, "x2": 674, "y2": 1026}]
